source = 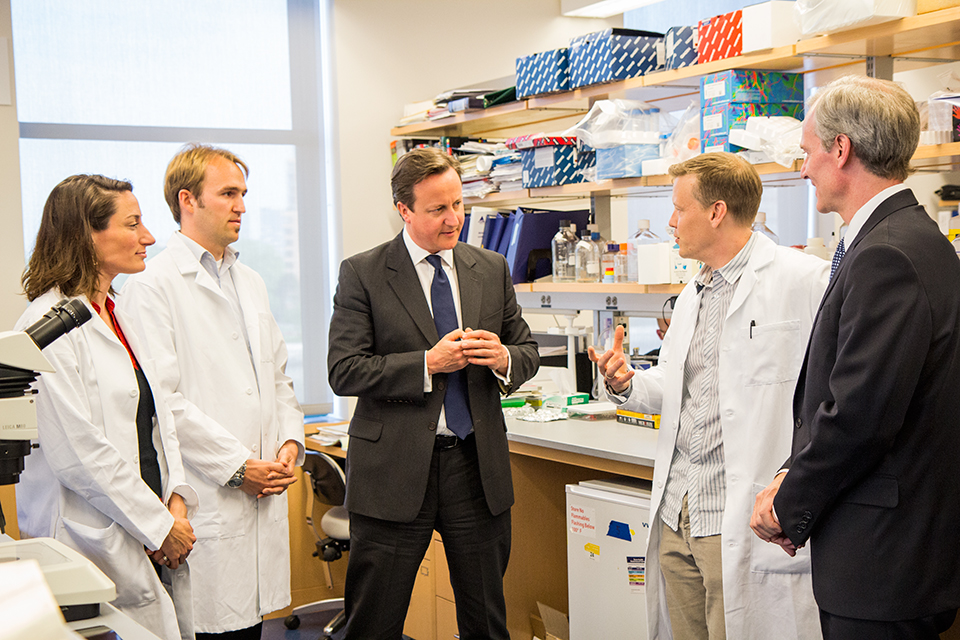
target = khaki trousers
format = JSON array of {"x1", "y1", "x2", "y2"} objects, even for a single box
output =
[{"x1": 658, "y1": 495, "x2": 725, "y2": 640}]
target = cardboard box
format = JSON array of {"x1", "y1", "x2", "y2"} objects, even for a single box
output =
[
  {"x1": 596, "y1": 144, "x2": 660, "y2": 180},
  {"x1": 702, "y1": 132, "x2": 741, "y2": 153},
  {"x1": 569, "y1": 28, "x2": 664, "y2": 88},
  {"x1": 670, "y1": 245, "x2": 701, "y2": 283},
  {"x1": 742, "y1": 1, "x2": 803, "y2": 52},
  {"x1": 660, "y1": 26, "x2": 698, "y2": 70},
  {"x1": 545, "y1": 393, "x2": 590, "y2": 407},
  {"x1": 700, "y1": 70, "x2": 803, "y2": 106},
  {"x1": 698, "y1": 10, "x2": 742, "y2": 63},
  {"x1": 798, "y1": 0, "x2": 916, "y2": 36},
  {"x1": 701, "y1": 102, "x2": 804, "y2": 140},
  {"x1": 616, "y1": 409, "x2": 661, "y2": 428},
  {"x1": 516, "y1": 48, "x2": 570, "y2": 98}
]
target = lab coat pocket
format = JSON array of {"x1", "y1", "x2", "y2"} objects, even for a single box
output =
[
  {"x1": 58, "y1": 516, "x2": 157, "y2": 608},
  {"x1": 748, "y1": 483, "x2": 811, "y2": 574},
  {"x1": 744, "y1": 320, "x2": 802, "y2": 386}
]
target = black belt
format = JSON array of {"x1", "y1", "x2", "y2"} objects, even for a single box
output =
[{"x1": 434, "y1": 432, "x2": 474, "y2": 450}]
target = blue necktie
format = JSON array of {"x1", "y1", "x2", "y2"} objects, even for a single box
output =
[
  {"x1": 426, "y1": 255, "x2": 473, "y2": 439},
  {"x1": 830, "y1": 237, "x2": 846, "y2": 281}
]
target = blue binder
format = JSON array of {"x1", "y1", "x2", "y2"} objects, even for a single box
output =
[
  {"x1": 504, "y1": 207, "x2": 591, "y2": 283},
  {"x1": 482, "y1": 213, "x2": 508, "y2": 251}
]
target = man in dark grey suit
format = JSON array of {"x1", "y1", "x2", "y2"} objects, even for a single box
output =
[
  {"x1": 751, "y1": 76, "x2": 960, "y2": 639},
  {"x1": 328, "y1": 148, "x2": 539, "y2": 640}
]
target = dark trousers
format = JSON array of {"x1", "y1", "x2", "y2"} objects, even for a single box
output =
[
  {"x1": 195, "y1": 623, "x2": 262, "y2": 640},
  {"x1": 342, "y1": 434, "x2": 512, "y2": 640},
  {"x1": 820, "y1": 608, "x2": 957, "y2": 640}
]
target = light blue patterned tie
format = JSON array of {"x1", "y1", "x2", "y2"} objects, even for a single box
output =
[
  {"x1": 830, "y1": 237, "x2": 846, "y2": 281},
  {"x1": 426, "y1": 255, "x2": 473, "y2": 439}
]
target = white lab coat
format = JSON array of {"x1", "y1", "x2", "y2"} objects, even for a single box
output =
[
  {"x1": 607, "y1": 235, "x2": 829, "y2": 640},
  {"x1": 15, "y1": 289, "x2": 199, "y2": 640},
  {"x1": 118, "y1": 232, "x2": 305, "y2": 633}
]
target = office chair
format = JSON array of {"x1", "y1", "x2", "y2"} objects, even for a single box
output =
[{"x1": 284, "y1": 450, "x2": 350, "y2": 638}]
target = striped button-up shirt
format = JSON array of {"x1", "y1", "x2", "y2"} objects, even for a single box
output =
[{"x1": 660, "y1": 233, "x2": 756, "y2": 536}]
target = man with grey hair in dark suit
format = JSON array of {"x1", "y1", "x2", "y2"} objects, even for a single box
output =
[
  {"x1": 752, "y1": 75, "x2": 960, "y2": 639},
  {"x1": 328, "y1": 147, "x2": 540, "y2": 640}
]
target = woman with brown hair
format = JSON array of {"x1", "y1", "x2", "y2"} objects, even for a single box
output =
[{"x1": 15, "y1": 174, "x2": 198, "y2": 640}]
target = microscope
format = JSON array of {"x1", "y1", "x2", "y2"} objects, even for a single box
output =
[{"x1": 0, "y1": 299, "x2": 118, "y2": 623}]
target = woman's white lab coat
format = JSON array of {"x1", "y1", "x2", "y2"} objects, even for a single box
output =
[
  {"x1": 613, "y1": 235, "x2": 828, "y2": 640},
  {"x1": 15, "y1": 289, "x2": 198, "y2": 640}
]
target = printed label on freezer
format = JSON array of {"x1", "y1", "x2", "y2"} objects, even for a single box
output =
[
  {"x1": 627, "y1": 556, "x2": 646, "y2": 590},
  {"x1": 584, "y1": 542, "x2": 601, "y2": 560},
  {"x1": 569, "y1": 504, "x2": 597, "y2": 537}
]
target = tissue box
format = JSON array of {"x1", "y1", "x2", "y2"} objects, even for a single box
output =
[
  {"x1": 507, "y1": 136, "x2": 594, "y2": 188},
  {"x1": 661, "y1": 26, "x2": 698, "y2": 70},
  {"x1": 742, "y1": 1, "x2": 803, "y2": 52},
  {"x1": 700, "y1": 70, "x2": 803, "y2": 106},
  {"x1": 596, "y1": 144, "x2": 660, "y2": 180},
  {"x1": 698, "y1": 10, "x2": 742, "y2": 64},
  {"x1": 798, "y1": 0, "x2": 916, "y2": 36},
  {"x1": 701, "y1": 102, "x2": 804, "y2": 140},
  {"x1": 569, "y1": 28, "x2": 664, "y2": 88},
  {"x1": 516, "y1": 48, "x2": 570, "y2": 98},
  {"x1": 545, "y1": 393, "x2": 590, "y2": 407}
]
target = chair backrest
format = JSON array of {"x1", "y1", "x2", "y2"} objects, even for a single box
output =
[{"x1": 302, "y1": 451, "x2": 346, "y2": 507}]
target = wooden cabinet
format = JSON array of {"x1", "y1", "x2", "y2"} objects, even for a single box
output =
[{"x1": 404, "y1": 542, "x2": 437, "y2": 640}]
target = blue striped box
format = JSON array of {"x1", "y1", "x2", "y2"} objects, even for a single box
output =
[
  {"x1": 569, "y1": 28, "x2": 664, "y2": 89},
  {"x1": 516, "y1": 48, "x2": 570, "y2": 98},
  {"x1": 663, "y1": 26, "x2": 697, "y2": 70},
  {"x1": 519, "y1": 144, "x2": 594, "y2": 188}
]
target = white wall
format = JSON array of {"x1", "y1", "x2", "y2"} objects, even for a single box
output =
[
  {"x1": 331, "y1": 0, "x2": 620, "y2": 262},
  {"x1": 0, "y1": 0, "x2": 25, "y2": 331}
]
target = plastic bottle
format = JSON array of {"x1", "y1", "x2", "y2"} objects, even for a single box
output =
[
  {"x1": 615, "y1": 243, "x2": 630, "y2": 282},
  {"x1": 551, "y1": 219, "x2": 575, "y2": 282},
  {"x1": 804, "y1": 237, "x2": 828, "y2": 260},
  {"x1": 601, "y1": 242, "x2": 619, "y2": 283},
  {"x1": 953, "y1": 235, "x2": 960, "y2": 260},
  {"x1": 627, "y1": 219, "x2": 662, "y2": 281},
  {"x1": 752, "y1": 212, "x2": 779, "y2": 244},
  {"x1": 576, "y1": 230, "x2": 601, "y2": 282}
]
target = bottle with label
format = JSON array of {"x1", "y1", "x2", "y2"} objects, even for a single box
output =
[
  {"x1": 551, "y1": 219, "x2": 575, "y2": 282},
  {"x1": 615, "y1": 243, "x2": 630, "y2": 282},
  {"x1": 576, "y1": 230, "x2": 601, "y2": 282},
  {"x1": 601, "y1": 242, "x2": 619, "y2": 283},
  {"x1": 752, "y1": 212, "x2": 779, "y2": 244},
  {"x1": 627, "y1": 219, "x2": 662, "y2": 281}
]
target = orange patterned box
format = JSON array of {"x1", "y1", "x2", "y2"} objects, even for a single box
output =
[{"x1": 698, "y1": 10, "x2": 743, "y2": 64}]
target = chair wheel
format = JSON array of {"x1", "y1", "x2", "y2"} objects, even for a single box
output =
[{"x1": 284, "y1": 614, "x2": 301, "y2": 630}]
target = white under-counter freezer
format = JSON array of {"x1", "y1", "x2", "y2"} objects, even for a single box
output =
[{"x1": 566, "y1": 478, "x2": 652, "y2": 640}]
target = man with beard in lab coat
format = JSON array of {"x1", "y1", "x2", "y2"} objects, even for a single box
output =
[
  {"x1": 119, "y1": 143, "x2": 305, "y2": 640},
  {"x1": 590, "y1": 152, "x2": 828, "y2": 640}
]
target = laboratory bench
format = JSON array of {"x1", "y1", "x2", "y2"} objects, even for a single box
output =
[{"x1": 292, "y1": 416, "x2": 658, "y2": 639}]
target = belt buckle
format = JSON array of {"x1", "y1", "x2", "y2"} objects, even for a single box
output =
[{"x1": 436, "y1": 435, "x2": 459, "y2": 450}]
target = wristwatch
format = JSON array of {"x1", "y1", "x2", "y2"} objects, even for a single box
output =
[{"x1": 227, "y1": 462, "x2": 246, "y2": 488}]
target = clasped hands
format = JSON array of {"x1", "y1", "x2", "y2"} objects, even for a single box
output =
[
  {"x1": 586, "y1": 325, "x2": 635, "y2": 395},
  {"x1": 750, "y1": 471, "x2": 801, "y2": 556},
  {"x1": 428, "y1": 327, "x2": 509, "y2": 377},
  {"x1": 242, "y1": 439, "x2": 300, "y2": 499}
]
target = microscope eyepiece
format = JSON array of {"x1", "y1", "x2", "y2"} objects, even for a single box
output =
[{"x1": 24, "y1": 298, "x2": 92, "y2": 350}]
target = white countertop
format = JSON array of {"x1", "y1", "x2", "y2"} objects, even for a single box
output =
[{"x1": 505, "y1": 416, "x2": 659, "y2": 469}]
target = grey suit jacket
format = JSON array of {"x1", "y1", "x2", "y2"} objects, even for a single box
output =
[
  {"x1": 775, "y1": 190, "x2": 960, "y2": 620},
  {"x1": 328, "y1": 233, "x2": 540, "y2": 522}
]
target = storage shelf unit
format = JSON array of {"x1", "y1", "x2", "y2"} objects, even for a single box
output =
[{"x1": 392, "y1": 6, "x2": 960, "y2": 209}]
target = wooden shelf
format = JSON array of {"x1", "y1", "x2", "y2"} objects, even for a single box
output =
[{"x1": 394, "y1": 8, "x2": 960, "y2": 140}]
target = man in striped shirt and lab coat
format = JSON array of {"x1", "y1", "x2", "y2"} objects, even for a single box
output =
[{"x1": 591, "y1": 152, "x2": 828, "y2": 640}]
